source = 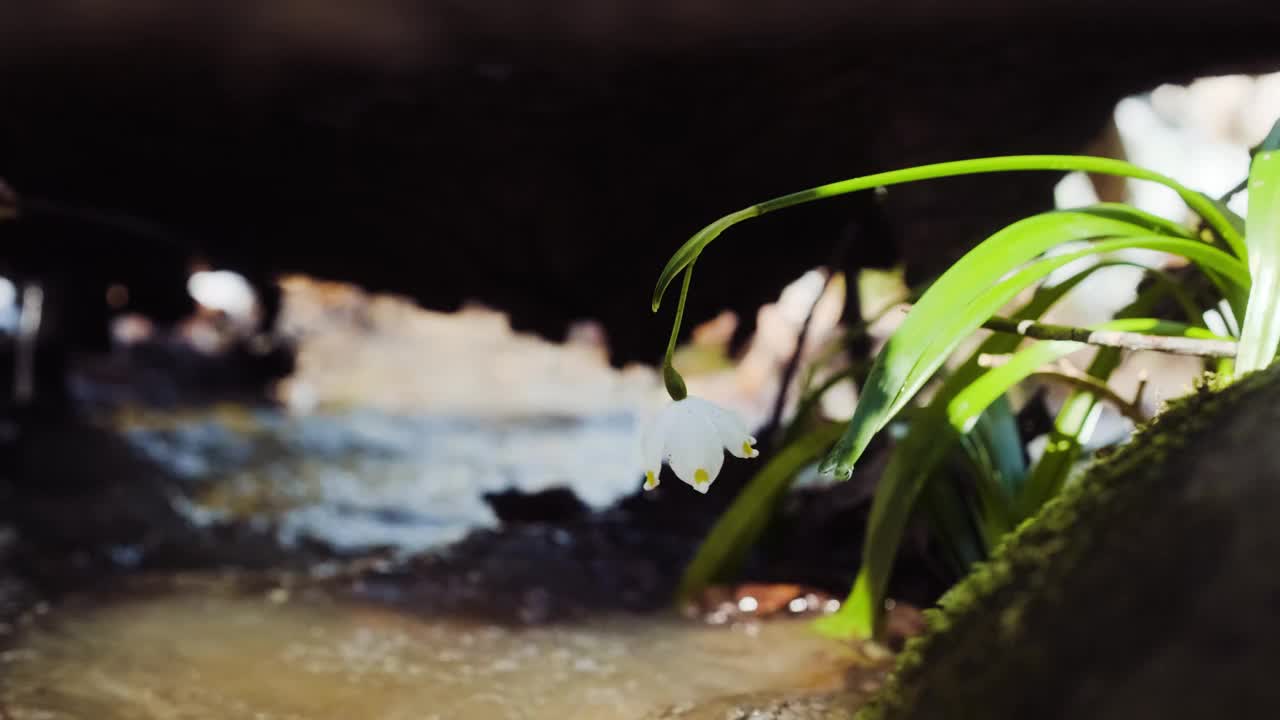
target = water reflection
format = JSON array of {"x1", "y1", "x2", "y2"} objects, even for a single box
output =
[{"x1": 0, "y1": 578, "x2": 867, "y2": 719}]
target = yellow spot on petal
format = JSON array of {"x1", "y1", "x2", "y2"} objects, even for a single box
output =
[
  {"x1": 694, "y1": 468, "x2": 709, "y2": 484},
  {"x1": 742, "y1": 441, "x2": 757, "y2": 457},
  {"x1": 644, "y1": 471, "x2": 659, "y2": 490}
]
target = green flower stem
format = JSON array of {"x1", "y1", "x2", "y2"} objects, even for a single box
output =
[
  {"x1": 661, "y1": 266, "x2": 694, "y2": 401},
  {"x1": 652, "y1": 155, "x2": 1246, "y2": 312},
  {"x1": 1236, "y1": 149, "x2": 1280, "y2": 373}
]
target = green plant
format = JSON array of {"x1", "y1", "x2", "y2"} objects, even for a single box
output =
[{"x1": 657, "y1": 120, "x2": 1280, "y2": 638}]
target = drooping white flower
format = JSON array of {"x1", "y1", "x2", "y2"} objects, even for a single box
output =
[{"x1": 640, "y1": 396, "x2": 759, "y2": 494}]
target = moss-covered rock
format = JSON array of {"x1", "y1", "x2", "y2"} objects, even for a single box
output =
[{"x1": 860, "y1": 365, "x2": 1280, "y2": 720}]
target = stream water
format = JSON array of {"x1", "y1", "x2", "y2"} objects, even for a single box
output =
[
  {"x1": 0, "y1": 576, "x2": 874, "y2": 719},
  {"x1": 0, "y1": 280, "x2": 880, "y2": 718}
]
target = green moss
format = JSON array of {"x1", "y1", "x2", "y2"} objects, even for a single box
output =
[{"x1": 856, "y1": 365, "x2": 1280, "y2": 720}]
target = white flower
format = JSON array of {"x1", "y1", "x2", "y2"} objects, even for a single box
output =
[{"x1": 640, "y1": 396, "x2": 759, "y2": 494}]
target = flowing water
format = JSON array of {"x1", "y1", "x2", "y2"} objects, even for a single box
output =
[
  {"x1": 0, "y1": 577, "x2": 873, "y2": 719},
  {"x1": 0, "y1": 281, "x2": 882, "y2": 718}
]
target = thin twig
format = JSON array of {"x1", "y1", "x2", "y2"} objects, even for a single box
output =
[
  {"x1": 980, "y1": 353, "x2": 1148, "y2": 423},
  {"x1": 981, "y1": 315, "x2": 1236, "y2": 358},
  {"x1": 1030, "y1": 365, "x2": 1148, "y2": 424},
  {"x1": 1220, "y1": 176, "x2": 1248, "y2": 205},
  {"x1": 1133, "y1": 369, "x2": 1150, "y2": 409},
  {"x1": 766, "y1": 270, "x2": 836, "y2": 444},
  {"x1": 767, "y1": 228, "x2": 853, "y2": 445}
]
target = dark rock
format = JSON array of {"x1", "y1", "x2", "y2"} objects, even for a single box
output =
[
  {"x1": 0, "y1": 402, "x2": 893, "y2": 626},
  {"x1": 0, "y1": 411, "x2": 321, "y2": 597},
  {"x1": 861, "y1": 366, "x2": 1280, "y2": 719},
  {"x1": 483, "y1": 486, "x2": 590, "y2": 525}
]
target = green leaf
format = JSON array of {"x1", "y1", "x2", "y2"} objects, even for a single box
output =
[
  {"x1": 813, "y1": 572, "x2": 875, "y2": 639},
  {"x1": 1204, "y1": 192, "x2": 1247, "y2": 240},
  {"x1": 819, "y1": 233, "x2": 1246, "y2": 480},
  {"x1": 1014, "y1": 282, "x2": 1192, "y2": 516},
  {"x1": 957, "y1": 397, "x2": 1024, "y2": 550},
  {"x1": 1195, "y1": 192, "x2": 1250, "y2": 325},
  {"x1": 823, "y1": 319, "x2": 1217, "y2": 640},
  {"x1": 693, "y1": 258, "x2": 1171, "y2": 632},
  {"x1": 1235, "y1": 148, "x2": 1280, "y2": 373},
  {"x1": 939, "y1": 259, "x2": 1185, "y2": 395},
  {"x1": 1080, "y1": 202, "x2": 1195, "y2": 239},
  {"x1": 672, "y1": 422, "x2": 846, "y2": 606},
  {"x1": 920, "y1": 466, "x2": 986, "y2": 577},
  {"x1": 946, "y1": 317, "x2": 1224, "y2": 434},
  {"x1": 824, "y1": 288, "x2": 1224, "y2": 640},
  {"x1": 1254, "y1": 117, "x2": 1280, "y2": 154},
  {"x1": 964, "y1": 396, "x2": 1028, "y2": 499},
  {"x1": 652, "y1": 156, "x2": 1247, "y2": 311},
  {"x1": 1015, "y1": 378, "x2": 1107, "y2": 519},
  {"x1": 817, "y1": 417, "x2": 956, "y2": 639},
  {"x1": 811, "y1": 260, "x2": 1136, "y2": 640}
]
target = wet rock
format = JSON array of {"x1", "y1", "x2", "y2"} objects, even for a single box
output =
[
  {"x1": 0, "y1": 280, "x2": 932, "y2": 626},
  {"x1": 345, "y1": 518, "x2": 693, "y2": 622},
  {"x1": 0, "y1": 524, "x2": 39, "y2": 627},
  {"x1": 0, "y1": 394, "x2": 942, "y2": 627},
  {"x1": 2, "y1": 409, "x2": 324, "y2": 597},
  {"x1": 483, "y1": 487, "x2": 590, "y2": 525}
]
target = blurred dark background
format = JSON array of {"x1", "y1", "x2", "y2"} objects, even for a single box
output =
[
  {"x1": 0, "y1": 5, "x2": 1278, "y2": 698},
  {"x1": 2, "y1": 0, "x2": 1279, "y2": 377}
]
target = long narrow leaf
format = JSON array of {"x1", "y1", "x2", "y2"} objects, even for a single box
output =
[
  {"x1": 958, "y1": 397, "x2": 1024, "y2": 547},
  {"x1": 1185, "y1": 193, "x2": 1250, "y2": 327},
  {"x1": 941, "y1": 260, "x2": 1201, "y2": 393},
  {"x1": 1256, "y1": 119, "x2": 1280, "y2": 156},
  {"x1": 821, "y1": 316, "x2": 1219, "y2": 640},
  {"x1": 1015, "y1": 282, "x2": 1190, "y2": 516},
  {"x1": 908, "y1": 238, "x2": 1243, "y2": 408},
  {"x1": 814, "y1": 411, "x2": 957, "y2": 639},
  {"x1": 824, "y1": 285, "x2": 1224, "y2": 641},
  {"x1": 673, "y1": 422, "x2": 846, "y2": 605},
  {"x1": 965, "y1": 396, "x2": 1028, "y2": 498},
  {"x1": 812, "y1": 261, "x2": 1147, "y2": 639},
  {"x1": 684, "y1": 249, "x2": 1191, "y2": 618},
  {"x1": 1236, "y1": 148, "x2": 1280, "y2": 373},
  {"x1": 1015, "y1": 380, "x2": 1107, "y2": 519},
  {"x1": 820, "y1": 234, "x2": 1246, "y2": 479},
  {"x1": 921, "y1": 467, "x2": 986, "y2": 577},
  {"x1": 947, "y1": 318, "x2": 1223, "y2": 433},
  {"x1": 1081, "y1": 202, "x2": 1195, "y2": 239}
]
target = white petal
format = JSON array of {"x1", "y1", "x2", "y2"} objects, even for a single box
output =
[
  {"x1": 664, "y1": 400, "x2": 725, "y2": 492},
  {"x1": 685, "y1": 396, "x2": 759, "y2": 459}
]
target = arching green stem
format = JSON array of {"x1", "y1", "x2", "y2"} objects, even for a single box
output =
[
  {"x1": 661, "y1": 266, "x2": 694, "y2": 401},
  {"x1": 652, "y1": 155, "x2": 1246, "y2": 311}
]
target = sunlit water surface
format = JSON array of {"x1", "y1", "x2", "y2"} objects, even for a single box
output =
[{"x1": 0, "y1": 580, "x2": 859, "y2": 719}]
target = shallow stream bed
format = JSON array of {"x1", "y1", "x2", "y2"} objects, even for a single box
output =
[{"x1": 0, "y1": 576, "x2": 876, "y2": 719}]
